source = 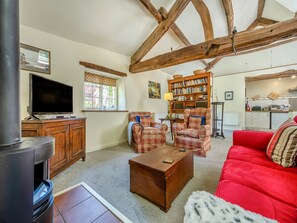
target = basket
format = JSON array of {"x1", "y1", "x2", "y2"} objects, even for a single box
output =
[
  {"x1": 193, "y1": 69, "x2": 206, "y2": 75},
  {"x1": 173, "y1": 74, "x2": 183, "y2": 79}
]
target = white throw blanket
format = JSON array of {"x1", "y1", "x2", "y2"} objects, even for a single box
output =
[
  {"x1": 184, "y1": 191, "x2": 278, "y2": 223},
  {"x1": 127, "y1": 121, "x2": 143, "y2": 145}
]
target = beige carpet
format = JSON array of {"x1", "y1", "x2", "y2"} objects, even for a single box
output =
[{"x1": 53, "y1": 137, "x2": 232, "y2": 223}]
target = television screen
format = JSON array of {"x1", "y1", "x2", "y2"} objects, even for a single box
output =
[{"x1": 29, "y1": 74, "x2": 73, "y2": 114}]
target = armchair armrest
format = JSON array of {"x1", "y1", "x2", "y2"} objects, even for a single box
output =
[
  {"x1": 233, "y1": 130, "x2": 274, "y2": 151},
  {"x1": 132, "y1": 123, "x2": 144, "y2": 143},
  {"x1": 198, "y1": 125, "x2": 211, "y2": 138},
  {"x1": 151, "y1": 122, "x2": 168, "y2": 132}
]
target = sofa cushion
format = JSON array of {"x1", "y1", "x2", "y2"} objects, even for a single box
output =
[
  {"x1": 233, "y1": 130, "x2": 274, "y2": 151},
  {"x1": 215, "y1": 180, "x2": 297, "y2": 223},
  {"x1": 188, "y1": 116, "x2": 202, "y2": 129},
  {"x1": 227, "y1": 145, "x2": 297, "y2": 174},
  {"x1": 267, "y1": 119, "x2": 297, "y2": 167},
  {"x1": 177, "y1": 129, "x2": 200, "y2": 138},
  {"x1": 220, "y1": 159, "x2": 297, "y2": 208}
]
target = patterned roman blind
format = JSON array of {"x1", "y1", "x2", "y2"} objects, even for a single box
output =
[{"x1": 84, "y1": 72, "x2": 116, "y2": 87}]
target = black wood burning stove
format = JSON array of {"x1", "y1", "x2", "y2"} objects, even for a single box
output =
[
  {"x1": 0, "y1": 138, "x2": 54, "y2": 223},
  {"x1": 0, "y1": 0, "x2": 55, "y2": 222}
]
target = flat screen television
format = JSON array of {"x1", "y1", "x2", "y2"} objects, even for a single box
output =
[{"x1": 28, "y1": 74, "x2": 73, "y2": 115}]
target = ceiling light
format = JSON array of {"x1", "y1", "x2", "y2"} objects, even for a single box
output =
[
  {"x1": 291, "y1": 75, "x2": 296, "y2": 79},
  {"x1": 278, "y1": 78, "x2": 282, "y2": 81}
]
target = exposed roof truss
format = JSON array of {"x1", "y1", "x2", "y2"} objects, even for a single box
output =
[{"x1": 130, "y1": 0, "x2": 297, "y2": 73}]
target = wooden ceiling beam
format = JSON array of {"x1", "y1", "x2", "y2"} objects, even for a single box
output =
[
  {"x1": 211, "y1": 0, "x2": 233, "y2": 71},
  {"x1": 230, "y1": 37, "x2": 297, "y2": 56},
  {"x1": 191, "y1": 0, "x2": 214, "y2": 41},
  {"x1": 205, "y1": 57, "x2": 223, "y2": 71},
  {"x1": 200, "y1": 59, "x2": 208, "y2": 66},
  {"x1": 158, "y1": 7, "x2": 168, "y2": 19},
  {"x1": 131, "y1": 0, "x2": 190, "y2": 65},
  {"x1": 245, "y1": 69, "x2": 297, "y2": 82},
  {"x1": 205, "y1": 17, "x2": 276, "y2": 71},
  {"x1": 257, "y1": 0, "x2": 266, "y2": 19},
  {"x1": 247, "y1": 19, "x2": 259, "y2": 30},
  {"x1": 139, "y1": 1, "x2": 210, "y2": 70},
  {"x1": 159, "y1": 6, "x2": 209, "y2": 68},
  {"x1": 158, "y1": 7, "x2": 191, "y2": 46},
  {"x1": 129, "y1": 17, "x2": 297, "y2": 73},
  {"x1": 171, "y1": 23, "x2": 191, "y2": 46},
  {"x1": 258, "y1": 17, "x2": 278, "y2": 26},
  {"x1": 139, "y1": 2, "x2": 191, "y2": 46},
  {"x1": 248, "y1": 17, "x2": 278, "y2": 31},
  {"x1": 139, "y1": 0, "x2": 163, "y2": 22},
  {"x1": 79, "y1": 61, "x2": 127, "y2": 77},
  {"x1": 222, "y1": 0, "x2": 234, "y2": 35},
  {"x1": 247, "y1": 0, "x2": 266, "y2": 31}
]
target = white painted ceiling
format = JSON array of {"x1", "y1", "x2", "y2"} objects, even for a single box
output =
[{"x1": 20, "y1": 0, "x2": 296, "y2": 76}]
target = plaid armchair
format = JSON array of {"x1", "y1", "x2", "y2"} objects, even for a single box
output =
[
  {"x1": 128, "y1": 112, "x2": 168, "y2": 153},
  {"x1": 172, "y1": 108, "x2": 211, "y2": 157}
]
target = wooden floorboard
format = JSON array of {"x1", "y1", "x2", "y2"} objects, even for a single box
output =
[{"x1": 53, "y1": 185, "x2": 123, "y2": 223}]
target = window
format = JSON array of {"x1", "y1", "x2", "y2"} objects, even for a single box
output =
[{"x1": 84, "y1": 72, "x2": 117, "y2": 110}]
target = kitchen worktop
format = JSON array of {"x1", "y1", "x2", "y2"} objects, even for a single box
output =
[{"x1": 246, "y1": 110, "x2": 292, "y2": 113}]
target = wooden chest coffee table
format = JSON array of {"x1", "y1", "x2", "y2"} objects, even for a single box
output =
[{"x1": 129, "y1": 146, "x2": 193, "y2": 212}]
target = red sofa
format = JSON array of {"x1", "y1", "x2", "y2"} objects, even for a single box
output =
[{"x1": 215, "y1": 130, "x2": 297, "y2": 223}]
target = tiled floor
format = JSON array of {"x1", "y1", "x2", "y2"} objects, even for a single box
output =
[{"x1": 54, "y1": 185, "x2": 122, "y2": 223}]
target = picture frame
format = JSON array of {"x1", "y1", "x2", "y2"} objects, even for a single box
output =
[
  {"x1": 225, "y1": 91, "x2": 233, "y2": 100},
  {"x1": 20, "y1": 43, "x2": 51, "y2": 74},
  {"x1": 148, "y1": 81, "x2": 161, "y2": 99}
]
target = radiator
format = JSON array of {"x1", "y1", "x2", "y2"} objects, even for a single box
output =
[{"x1": 221, "y1": 112, "x2": 239, "y2": 126}]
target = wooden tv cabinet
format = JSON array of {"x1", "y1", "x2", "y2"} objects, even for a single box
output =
[{"x1": 22, "y1": 118, "x2": 86, "y2": 178}]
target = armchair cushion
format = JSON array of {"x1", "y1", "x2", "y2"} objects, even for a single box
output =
[
  {"x1": 151, "y1": 122, "x2": 168, "y2": 132},
  {"x1": 172, "y1": 123, "x2": 187, "y2": 132},
  {"x1": 188, "y1": 116, "x2": 202, "y2": 129},
  {"x1": 140, "y1": 116, "x2": 151, "y2": 127},
  {"x1": 191, "y1": 115, "x2": 206, "y2": 125},
  {"x1": 177, "y1": 129, "x2": 200, "y2": 138}
]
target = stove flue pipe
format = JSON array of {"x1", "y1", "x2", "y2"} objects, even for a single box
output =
[{"x1": 0, "y1": 0, "x2": 21, "y2": 146}]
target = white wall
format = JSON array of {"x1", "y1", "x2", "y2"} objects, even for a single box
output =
[
  {"x1": 213, "y1": 64, "x2": 297, "y2": 130},
  {"x1": 20, "y1": 25, "x2": 171, "y2": 152}
]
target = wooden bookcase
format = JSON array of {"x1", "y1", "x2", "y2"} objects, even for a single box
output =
[
  {"x1": 168, "y1": 72, "x2": 211, "y2": 121},
  {"x1": 22, "y1": 118, "x2": 86, "y2": 178}
]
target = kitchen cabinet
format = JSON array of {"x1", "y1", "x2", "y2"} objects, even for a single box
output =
[
  {"x1": 271, "y1": 112, "x2": 289, "y2": 130},
  {"x1": 245, "y1": 112, "x2": 270, "y2": 129}
]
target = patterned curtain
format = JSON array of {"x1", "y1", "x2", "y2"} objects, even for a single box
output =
[{"x1": 84, "y1": 72, "x2": 116, "y2": 86}]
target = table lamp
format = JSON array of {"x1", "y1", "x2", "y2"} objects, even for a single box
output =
[{"x1": 164, "y1": 92, "x2": 173, "y2": 118}]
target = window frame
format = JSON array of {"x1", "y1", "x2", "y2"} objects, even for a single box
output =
[{"x1": 83, "y1": 81, "x2": 118, "y2": 110}]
